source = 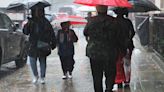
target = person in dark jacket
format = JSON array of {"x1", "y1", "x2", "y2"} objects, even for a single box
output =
[
  {"x1": 57, "y1": 21, "x2": 78, "y2": 79},
  {"x1": 23, "y1": 7, "x2": 56, "y2": 84},
  {"x1": 84, "y1": 5, "x2": 119, "y2": 92},
  {"x1": 113, "y1": 7, "x2": 135, "y2": 87},
  {"x1": 85, "y1": 12, "x2": 92, "y2": 22}
]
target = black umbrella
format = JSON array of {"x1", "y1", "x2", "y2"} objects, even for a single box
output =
[
  {"x1": 26, "y1": 0, "x2": 51, "y2": 9},
  {"x1": 128, "y1": 0, "x2": 160, "y2": 12},
  {"x1": 7, "y1": 3, "x2": 26, "y2": 11}
]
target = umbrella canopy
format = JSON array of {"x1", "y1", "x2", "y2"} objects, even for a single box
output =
[
  {"x1": 74, "y1": 0, "x2": 132, "y2": 8},
  {"x1": 128, "y1": 0, "x2": 160, "y2": 12},
  {"x1": 7, "y1": 2, "x2": 26, "y2": 11},
  {"x1": 68, "y1": 16, "x2": 87, "y2": 27},
  {"x1": 24, "y1": 0, "x2": 51, "y2": 9},
  {"x1": 51, "y1": 15, "x2": 87, "y2": 28}
]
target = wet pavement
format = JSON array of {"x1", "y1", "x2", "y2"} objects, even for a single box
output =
[
  {"x1": 0, "y1": 30, "x2": 164, "y2": 92},
  {"x1": 130, "y1": 35, "x2": 164, "y2": 92}
]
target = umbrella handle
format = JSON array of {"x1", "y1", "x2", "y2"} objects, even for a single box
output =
[{"x1": 27, "y1": 2, "x2": 30, "y2": 18}]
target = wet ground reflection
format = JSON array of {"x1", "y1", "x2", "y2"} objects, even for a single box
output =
[
  {"x1": 0, "y1": 34, "x2": 132, "y2": 92},
  {"x1": 61, "y1": 80, "x2": 76, "y2": 92},
  {"x1": 0, "y1": 62, "x2": 18, "y2": 79}
]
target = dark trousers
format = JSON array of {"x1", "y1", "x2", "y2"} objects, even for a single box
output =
[
  {"x1": 59, "y1": 55, "x2": 75, "y2": 74},
  {"x1": 90, "y1": 57, "x2": 117, "y2": 92}
]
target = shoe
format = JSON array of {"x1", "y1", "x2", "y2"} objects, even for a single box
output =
[
  {"x1": 68, "y1": 75, "x2": 72, "y2": 79},
  {"x1": 62, "y1": 75, "x2": 67, "y2": 79},
  {"x1": 124, "y1": 83, "x2": 130, "y2": 88},
  {"x1": 124, "y1": 84, "x2": 129, "y2": 88},
  {"x1": 62, "y1": 72, "x2": 68, "y2": 79},
  {"x1": 68, "y1": 72, "x2": 72, "y2": 79},
  {"x1": 32, "y1": 76, "x2": 38, "y2": 84},
  {"x1": 40, "y1": 78, "x2": 45, "y2": 84},
  {"x1": 118, "y1": 83, "x2": 123, "y2": 88}
]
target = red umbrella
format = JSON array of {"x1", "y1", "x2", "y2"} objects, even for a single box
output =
[
  {"x1": 74, "y1": 0, "x2": 132, "y2": 7},
  {"x1": 67, "y1": 15, "x2": 87, "y2": 24},
  {"x1": 51, "y1": 15, "x2": 87, "y2": 28}
]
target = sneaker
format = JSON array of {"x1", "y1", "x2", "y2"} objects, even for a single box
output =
[
  {"x1": 68, "y1": 72, "x2": 72, "y2": 79},
  {"x1": 32, "y1": 76, "x2": 38, "y2": 84},
  {"x1": 62, "y1": 75, "x2": 67, "y2": 79},
  {"x1": 40, "y1": 78, "x2": 45, "y2": 84},
  {"x1": 68, "y1": 75, "x2": 72, "y2": 79},
  {"x1": 124, "y1": 82, "x2": 130, "y2": 88}
]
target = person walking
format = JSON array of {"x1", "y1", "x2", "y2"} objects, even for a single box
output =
[
  {"x1": 85, "y1": 12, "x2": 92, "y2": 22},
  {"x1": 57, "y1": 21, "x2": 78, "y2": 79},
  {"x1": 23, "y1": 7, "x2": 56, "y2": 84},
  {"x1": 113, "y1": 7, "x2": 135, "y2": 87},
  {"x1": 84, "y1": 5, "x2": 119, "y2": 92}
]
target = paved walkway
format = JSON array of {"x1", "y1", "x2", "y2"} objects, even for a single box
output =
[
  {"x1": 0, "y1": 31, "x2": 164, "y2": 92},
  {"x1": 0, "y1": 32, "x2": 130, "y2": 92},
  {"x1": 130, "y1": 35, "x2": 164, "y2": 92}
]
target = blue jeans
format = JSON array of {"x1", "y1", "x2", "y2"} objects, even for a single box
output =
[{"x1": 29, "y1": 56, "x2": 47, "y2": 78}]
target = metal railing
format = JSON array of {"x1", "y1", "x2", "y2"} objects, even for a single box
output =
[{"x1": 135, "y1": 13, "x2": 164, "y2": 57}]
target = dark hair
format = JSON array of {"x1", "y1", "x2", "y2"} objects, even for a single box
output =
[
  {"x1": 31, "y1": 7, "x2": 45, "y2": 18},
  {"x1": 60, "y1": 21, "x2": 70, "y2": 27},
  {"x1": 96, "y1": 5, "x2": 108, "y2": 14},
  {"x1": 114, "y1": 7, "x2": 128, "y2": 16},
  {"x1": 88, "y1": 12, "x2": 92, "y2": 15}
]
